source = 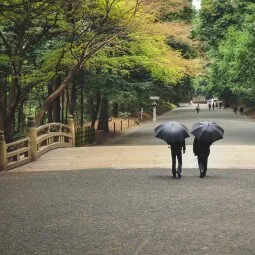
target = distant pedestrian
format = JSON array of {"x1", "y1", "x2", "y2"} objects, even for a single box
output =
[
  {"x1": 190, "y1": 100, "x2": 193, "y2": 106},
  {"x1": 216, "y1": 102, "x2": 218, "y2": 108},
  {"x1": 212, "y1": 103, "x2": 215, "y2": 110},
  {"x1": 196, "y1": 104, "x2": 200, "y2": 113},
  {"x1": 233, "y1": 105, "x2": 237, "y2": 114},
  {"x1": 240, "y1": 106, "x2": 244, "y2": 114},
  {"x1": 219, "y1": 102, "x2": 222, "y2": 109},
  {"x1": 208, "y1": 103, "x2": 211, "y2": 110},
  {"x1": 168, "y1": 140, "x2": 186, "y2": 178},
  {"x1": 193, "y1": 138, "x2": 212, "y2": 178}
]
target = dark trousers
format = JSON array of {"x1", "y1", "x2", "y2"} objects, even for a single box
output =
[
  {"x1": 197, "y1": 155, "x2": 208, "y2": 174},
  {"x1": 171, "y1": 151, "x2": 182, "y2": 176}
]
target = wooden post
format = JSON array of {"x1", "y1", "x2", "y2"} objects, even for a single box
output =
[
  {"x1": 0, "y1": 130, "x2": 7, "y2": 171},
  {"x1": 67, "y1": 114, "x2": 75, "y2": 146},
  {"x1": 121, "y1": 121, "x2": 123, "y2": 131},
  {"x1": 113, "y1": 123, "x2": 116, "y2": 133},
  {"x1": 140, "y1": 107, "x2": 143, "y2": 121},
  {"x1": 27, "y1": 117, "x2": 37, "y2": 161}
]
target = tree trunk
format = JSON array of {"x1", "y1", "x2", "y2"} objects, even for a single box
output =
[
  {"x1": 5, "y1": 62, "x2": 22, "y2": 141},
  {"x1": 112, "y1": 102, "x2": 118, "y2": 117},
  {"x1": 17, "y1": 98, "x2": 26, "y2": 134},
  {"x1": 97, "y1": 95, "x2": 109, "y2": 132},
  {"x1": 4, "y1": 111, "x2": 16, "y2": 142},
  {"x1": 36, "y1": 64, "x2": 80, "y2": 125},
  {"x1": 65, "y1": 86, "x2": 69, "y2": 122},
  {"x1": 61, "y1": 89, "x2": 65, "y2": 122},
  {"x1": 5, "y1": 76, "x2": 20, "y2": 142},
  {"x1": 0, "y1": 74, "x2": 7, "y2": 131},
  {"x1": 90, "y1": 92, "x2": 101, "y2": 128},
  {"x1": 80, "y1": 83, "x2": 84, "y2": 127},
  {"x1": 47, "y1": 81, "x2": 53, "y2": 123},
  {"x1": 53, "y1": 75, "x2": 61, "y2": 122},
  {"x1": 70, "y1": 78, "x2": 77, "y2": 116},
  {"x1": 120, "y1": 103, "x2": 125, "y2": 112},
  {"x1": 0, "y1": 108, "x2": 5, "y2": 131}
]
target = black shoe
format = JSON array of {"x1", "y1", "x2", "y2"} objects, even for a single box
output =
[
  {"x1": 177, "y1": 170, "x2": 181, "y2": 178},
  {"x1": 200, "y1": 172, "x2": 205, "y2": 178},
  {"x1": 172, "y1": 175, "x2": 177, "y2": 179}
]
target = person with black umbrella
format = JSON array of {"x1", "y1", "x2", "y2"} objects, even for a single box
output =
[
  {"x1": 168, "y1": 139, "x2": 186, "y2": 178},
  {"x1": 154, "y1": 122, "x2": 189, "y2": 178},
  {"x1": 191, "y1": 121, "x2": 224, "y2": 178},
  {"x1": 193, "y1": 138, "x2": 211, "y2": 178}
]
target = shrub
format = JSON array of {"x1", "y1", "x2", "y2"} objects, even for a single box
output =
[{"x1": 118, "y1": 111, "x2": 131, "y2": 119}]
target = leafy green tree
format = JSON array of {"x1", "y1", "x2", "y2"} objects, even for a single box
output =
[
  {"x1": 193, "y1": 0, "x2": 255, "y2": 104},
  {"x1": 65, "y1": 0, "x2": 203, "y2": 132},
  {"x1": 0, "y1": 0, "x2": 204, "y2": 139},
  {"x1": 154, "y1": 0, "x2": 194, "y2": 22},
  {"x1": 35, "y1": 0, "x2": 146, "y2": 124},
  {"x1": 0, "y1": 0, "x2": 144, "y2": 139},
  {"x1": 211, "y1": 20, "x2": 255, "y2": 102},
  {"x1": 197, "y1": 0, "x2": 247, "y2": 50},
  {"x1": 0, "y1": 1, "x2": 61, "y2": 141}
]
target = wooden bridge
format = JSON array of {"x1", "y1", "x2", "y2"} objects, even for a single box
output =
[{"x1": 0, "y1": 115, "x2": 94, "y2": 171}]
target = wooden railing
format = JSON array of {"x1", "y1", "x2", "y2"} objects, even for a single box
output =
[
  {"x1": 6, "y1": 137, "x2": 31, "y2": 170},
  {"x1": 36, "y1": 123, "x2": 73, "y2": 158},
  {"x1": 0, "y1": 115, "x2": 75, "y2": 171}
]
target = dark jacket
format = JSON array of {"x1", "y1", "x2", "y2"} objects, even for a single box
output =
[
  {"x1": 193, "y1": 138, "x2": 211, "y2": 156},
  {"x1": 169, "y1": 140, "x2": 186, "y2": 153}
]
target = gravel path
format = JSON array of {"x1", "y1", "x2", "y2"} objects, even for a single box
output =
[{"x1": 1, "y1": 168, "x2": 254, "y2": 254}]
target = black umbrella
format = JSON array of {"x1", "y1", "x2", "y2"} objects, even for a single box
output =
[
  {"x1": 154, "y1": 122, "x2": 190, "y2": 144},
  {"x1": 191, "y1": 121, "x2": 224, "y2": 143}
]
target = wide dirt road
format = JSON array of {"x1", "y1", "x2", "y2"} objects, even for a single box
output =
[
  {"x1": 103, "y1": 104, "x2": 255, "y2": 145},
  {"x1": 13, "y1": 103, "x2": 255, "y2": 171}
]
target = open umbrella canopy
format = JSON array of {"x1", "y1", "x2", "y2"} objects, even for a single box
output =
[
  {"x1": 191, "y1": 121, "x2": 224, "y2": 143},
  {"x1": 154, "y1": 122, "x2": 190, "y2": 144}
]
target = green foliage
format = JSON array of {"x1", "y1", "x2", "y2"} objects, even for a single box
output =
[
  {"x1": 166, "y1": 36, "x2": 198, "y2": 59},
  {"x1": 157, "y1": 102, "x2": 177, "y2": 115},
  {"x1": 0, "y1": 0, "x2": 203, "y2": 140},
  {"x1": 197, "y1": 0, "x2": 246, "y2": 49},
  {"x1": 89, "y1": 33, "x2": 199, "y2": 85},
  {"x1": 117, "y1": 111, "x2": 131, "y2": 119},
  {"x1": 156, "y1": 0, "x2": 194, "y2": 23},
  {"x1": 193, "y1": 1, "x2": 255, "y2": 104}
]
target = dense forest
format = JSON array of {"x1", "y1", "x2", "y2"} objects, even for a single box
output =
[
  {"x1": 0, "y1": 0, "x2": 202, "y2": 142},
  {"x1": 193, "y1": 0, "x2": 255, "y2": 106},
  {"x1": 1, "y1": 0, "x2": 254, "y2": 142}
]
